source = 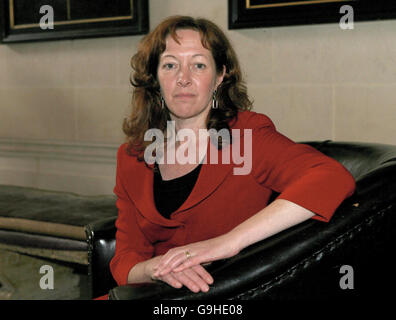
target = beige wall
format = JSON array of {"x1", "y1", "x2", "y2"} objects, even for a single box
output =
[{"x1": 0, "y1": 0, "x2": 395, "y2": 194}]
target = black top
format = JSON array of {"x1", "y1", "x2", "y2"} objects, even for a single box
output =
[{"x1": 153, "y1": 163, "x2": 202, "y2": 219}]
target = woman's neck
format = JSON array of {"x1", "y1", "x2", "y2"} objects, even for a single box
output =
[{"x1": 171, "y1": 116, "x2": 207, "y2": 134}]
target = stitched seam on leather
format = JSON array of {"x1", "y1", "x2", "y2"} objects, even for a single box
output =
[{"x1": 230, "y1": 205, "x2": 392, "y2": 300}]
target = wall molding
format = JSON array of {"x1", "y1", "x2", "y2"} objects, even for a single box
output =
[
  {"x1": 0, "y1": 138, "x2": 119, "y2": 163},
  {"x1": 0, "y1": 138, "x2": 120, "y2": 195}
]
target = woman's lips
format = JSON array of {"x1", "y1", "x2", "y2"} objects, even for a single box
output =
[{"x1": 174, "y1": 93, "x2": 195, "y2": 99}]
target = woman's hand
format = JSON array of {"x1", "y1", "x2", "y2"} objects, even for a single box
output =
[
  {"x1": 154, "y1": 265, "x2": 214, "y2": 293},
  {"x1": 144, "y1": 255, "x2": 214, "y2": 293},
  {"x1": 153, "y1": 233, "x2": 240, "y2": 278}
]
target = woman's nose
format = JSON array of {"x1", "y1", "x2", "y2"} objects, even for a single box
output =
[{"x1": 177, "y1": 65, "x2": 192, "y2": 87}]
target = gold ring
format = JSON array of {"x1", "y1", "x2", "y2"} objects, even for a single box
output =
[{"x1": 185, "y1": 251, "x2": 191, "y2": 259}]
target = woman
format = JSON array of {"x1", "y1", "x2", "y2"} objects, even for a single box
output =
[{"x1": 110, "y1": 16, "x2": 355, "y2": 294}]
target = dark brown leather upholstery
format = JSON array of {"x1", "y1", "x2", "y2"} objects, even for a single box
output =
[{"x1": 94, "y1": 141, "x2": 396, "y2": 300}]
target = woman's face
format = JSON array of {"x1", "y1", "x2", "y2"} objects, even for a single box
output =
[{"x1": 157, "y1": 29, "x2": 224, "y2": 124}]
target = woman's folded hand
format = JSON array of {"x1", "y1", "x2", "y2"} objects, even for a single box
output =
[
  {"x1": 153, "y1": 233, "x2": 240, "y2": 279},
  {"x1": 153, "y1": 264, "x2": 214, "y2": 293}
]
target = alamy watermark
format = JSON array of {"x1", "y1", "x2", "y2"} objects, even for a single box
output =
[
  {"x1": 339, "y1": 264, "x2": 354, "y2": 290},
  {"x1": 39, "y1": 265, "x2": 54, "y2": 290},
  {"x1": 340, "y1": 5, "x2": 354, "y2": 30},
  {"x1": 144, "y1": 121, "x2": 252, "y2": 175},
  {"x1": 39, "y1": 5, "x2": 54, "y2": 30}
]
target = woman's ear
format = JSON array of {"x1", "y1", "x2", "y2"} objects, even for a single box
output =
[{"x1": 215, "y1": 65, "x2": 226, "y2": 89}]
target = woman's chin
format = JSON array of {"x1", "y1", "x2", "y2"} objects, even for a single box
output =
[
  {"x1": 168, "y1": 105, "x2": 210, "y2": 122},
  {"x1": 169, "y1": 112, "x2": 194, "y2": 120},
  {"x1": 168, "y1": 109, "x2": 201, "y2": 121}
]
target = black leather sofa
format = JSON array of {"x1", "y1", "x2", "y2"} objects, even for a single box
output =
[{"x1": 88, "y1": 140, "x2": 396, "y2": 300}]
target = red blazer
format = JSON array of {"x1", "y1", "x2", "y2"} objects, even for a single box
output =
[{"x1": 110, "y1": 111, "x2": 356, "y2": 286}]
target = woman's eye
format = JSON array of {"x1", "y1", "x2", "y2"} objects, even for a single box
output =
[
  {"x1": 163, "y1": 63, "x2": 176, "y2": 70},
  {"x1": 195, "y1": 63, "x2": 206, "y2": 70}
]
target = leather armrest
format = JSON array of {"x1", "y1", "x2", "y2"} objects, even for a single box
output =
[
  {"x1": 108, "y1": 162, "x2": 396, "y2": 300},
  {"x1": 86, "y1": 217, "x2": 117, "y2": 298},
  {"x1": 86, "y1": 216, "x2": 117, "y2": 240}
]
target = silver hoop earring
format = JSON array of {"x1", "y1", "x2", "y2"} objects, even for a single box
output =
[{"x1": 212, "y1": 90, "x2": 218, "y2": 109}]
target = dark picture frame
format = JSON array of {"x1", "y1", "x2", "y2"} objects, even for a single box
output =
[
  {"x1": 229, "y1": 0, "x2": 396, "y2": 29},
  {"x1": 0, "y1": 0, "x2": 149, "y2": 43}
]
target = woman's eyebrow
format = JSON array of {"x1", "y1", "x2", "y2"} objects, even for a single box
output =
[
  {"x1": 184, "y1": 53, "x2": 210, "y2": 60},
  {"x1": 160, "y1": 54, "x2": 177, "y2": 60},
  {"x1": 160, "y1": 53, "x2": 208, "y2": 59}
]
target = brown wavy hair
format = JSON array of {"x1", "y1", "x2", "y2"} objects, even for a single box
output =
[{"x1": 123, "y1": 15, "x2": 252, "y2": 159}]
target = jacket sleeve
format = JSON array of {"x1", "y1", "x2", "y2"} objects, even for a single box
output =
[
  {"x1": 110, "y1": 145, "x2": 154, "y2": 286},
  {"x1": 249, "y1": 113, "x2": 356, "y2": 222}
]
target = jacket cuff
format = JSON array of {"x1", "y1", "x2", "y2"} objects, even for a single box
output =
[{"x1": 110, "y1": 252, "x2": 149, "y2": 286}]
